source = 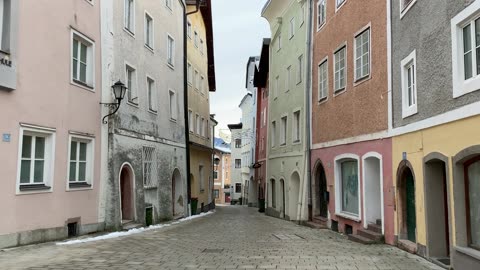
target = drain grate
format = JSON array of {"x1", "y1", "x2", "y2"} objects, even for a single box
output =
[
  {"x1": 272, "y1": 234, "x2": 305, "y2": 240},
  {"x1": 202, "y1": 249, "x2": 224, "y2": 253}
]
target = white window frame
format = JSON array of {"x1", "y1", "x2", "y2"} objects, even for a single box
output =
[
  {"x1": 274, "y1": 76, "x2": 279, "y2": 99},
  {"x1": 67, "y1": 134, "x2": 94, "y2": 190},
  {"x1": 194, "y1": 30, "x2": 199, "y2": 48},
  {"x1": 187, "y1": 62, "x2": 193, "y2": 85},
  {"x1": 201, "y1": 117, "x2": 205, "y2": 137},
  {"x1": 188, "y1": 109, "x2": 194, "y2": 133},
  {"x1": 452, "y1": 2, "x2": 480, "y2": 98},
  {"x1": 354, "y1": 26, "x2": 371, "y2": 82},
  {"x1": 200, "y1": 75, "x2": 205, "y2": 95},
  {"x1": 292, "y1": 110, "x2": 301, "y2": 143},
  {"x1": 71, "y1": 29, "x2": 95, "y2": 91},
  {"x1": 297, "y1": 54, "x2": 303, "y2": 84},
  {"x1": 280, "y1": 115, "x2": 287, "y2": 146},
  {"x1": 147, "y1": 76, "x2": 157, "y2": 113},
  {"x1": 300, "y1": 3, "x2": 305, "y2": 27},
  {"x1": 0, "y1": 0, "x2": 5, "y2": 50},
  {"x1": 16, "y1": 125, "x2": 56, "y2": 194},
  {"x1": 165, "y1": 0, "x2": 173, "y2": 11},
  {"x1": 334, "y1": 154, "x2": 361, "y2": 221},
  {"x1": 142, "y1": 146, "x2": 157, "y2": 187},
  {"x1": 318, "y1": 57, "x2": 328, "y2": 102},
  {"x1": 167, "y1": 34, "x2": 175, "y2": 68},
  {"x1": 334, "y1": 44, "x2": 347, "y2": 93},
  {"x1": 289, "y1": 17, "x2": 295, "y2": 39},
  {"x1": 196, "y1": 114, "x2": 200, "y2": 135},
  {"x1": 401, "y1": 50, "x2": 417, "y2": 118},
  {"x1": 169, "y1": 89, "x2": 177, "y2": 121},
  {"x1": 400, "y1": 0, "x2": 417, "y2": 19},
  {"x1": 124, "y1": 0, "x2": 135, "y2": 35},
  {"x1": 271, "y1": 121, "x2": 276, "y2": 148},
  {"x1": 125, "y1": 63, "x2": 138, "y2": 106},
  {"x1": 194, "y1": 69, "x2": 199, "y2": 90},
  {"x1": 144, "y1": 11, "x2": 154, "y2": 50},
  {"x1": 286, "y1": 66, "x2": 292, "y2": 92},
  {"x1": 187, "y1": 19, "x2": 192, "y2": 39},
  {"x1": 317, "y1": 0, "x2": 327, "y2": 31},
  {"x1": 335, "y1": 0, "x2": 346, "y2": 12},
  {"x1": 277, "y1": 33, "x2": 282, "y2": 52}
]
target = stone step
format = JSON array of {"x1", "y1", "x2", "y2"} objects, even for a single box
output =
[
  {"x1": 367, "y1": 223, "x2": 382, "y2": 234},
  {"x1": 357, "y1": 229, "x2": 384, "y2": 243},
  {"x1": 348, "y1": 234, "x2": 375, "y2": 245},
  {"x1": 376, "y1": 219, "x2": 382, "y2": 226},
  {"x1": 305, "y1": 221, "x2": 328, "y2": 230},
  {"x1": 122, "y1": 222, "x2": 143, "y2": 231},
  {"x1": 312, "y1": 216, "x2": 328, "y2": 224}
]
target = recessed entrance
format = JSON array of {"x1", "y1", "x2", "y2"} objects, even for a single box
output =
[
  {"x1": 397, "y1": 164, "x2": 416, "y2": 243},
  {"x1": 289, "y1": 172, "x2": 300, "y2": 221},
  {"x1": 425, "y1": 158, "x2": 450, "y2": 265},
  {"x1": 279, "y1": 179, "x2": 285, "y2": 218},
  {"x1": 172, "y1": 169, "x2": 184, "y2": 218},
  {"x1": 314, "y1": 162, "x2": 328, "y2": 218},
  {"x1": 120, "y1": 164, "x2": 135, "y2": 223},
  {"x1": 364, "y1": 156, "x2": 382, "y2": 230}
]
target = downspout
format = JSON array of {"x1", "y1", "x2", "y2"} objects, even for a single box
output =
[{"x1": 305, "y1": 0, "x2": 313, "y2": 222}]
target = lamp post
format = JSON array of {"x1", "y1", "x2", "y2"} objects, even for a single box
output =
[{"x1": 101, "y1": 80, "x2": 127, "y2": 124}]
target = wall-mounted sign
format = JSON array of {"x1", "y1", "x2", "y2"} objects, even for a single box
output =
[
  {"x1": 0, "y1": 58, "x2": 12, "y2": 67},
  {"x1": 402, "y1": 152, "x2": 407, "y2": 160},
  {"x1": 2, "y1": 133, "x2": 11, "y2": 142}
]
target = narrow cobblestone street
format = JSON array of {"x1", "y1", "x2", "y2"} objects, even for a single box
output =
[{"x1": 0, "y1": 207, "x2": 442, "y2": 270}]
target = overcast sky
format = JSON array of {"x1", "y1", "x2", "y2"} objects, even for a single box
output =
[{"x1": 210, "y1": 0, "x2": 270, "y2": 137}]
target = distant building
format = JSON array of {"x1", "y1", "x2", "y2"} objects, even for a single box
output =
[
  {"x1": 213, "y1": 137, "x2": 231, "y2": 204},
  {"x1": 228, "y1": 123, "x2": 243, "y2": 204}
]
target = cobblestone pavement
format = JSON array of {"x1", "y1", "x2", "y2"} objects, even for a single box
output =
[{"x1": 0, "y1": 206, "x2": 442, "y2": 270}]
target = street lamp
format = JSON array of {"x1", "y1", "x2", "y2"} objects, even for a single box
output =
[{"x1": 101, "y1": 80, "x2": 127, "y2": 124}]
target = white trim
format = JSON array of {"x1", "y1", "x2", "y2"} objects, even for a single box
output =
[
  {"x1": 66, "y1": 134, "x2": 95, "y2": 191},
  {"x1": 353, "y1": 24, "x2": 371, "y2": 82},
  {"x1": 289, "y1": 17, "x2": 295, "y2": 39},
  {"x1": 361, "y1": 152, "x2": 384, "y2": 234},
  {"x1": 292, "y1": 109, "x2": 301, "y2": 144},
  {"x1": 312, "y1": 131, "x2": 388, "y2": 149},
  {"x1": 70, "y1": 28, "x2": 96, "y2": 91},
  {"x1": 166, "y1": 33, "x2": 175, "y2": 69},
  {"x1": 168, "y1": 88, "x2": 177, "y2": 121},
  {"x1": 144, "y1": 10, "x2": 154, "y2": 51},
  {"x1": 334, "y1": 153, "x2": 361, "y2": 220},
  {"x1": 333, "y1": 43, "x2": 347, "y2": 94},
  {"x1": 125, "y1": 61, "x2": 139, "y2": 106},
  {"x1": 118, "y1": 162, "x2": 137, "y2": 222},
  {"x1": 335, "y1": 0, "x2": 347, "y2": 13},
  {"x1": 400, "y1": 50, "x2": 417, "y2": 118},
  {"x1": 317, "y1": 56, "x2": 329, "y2": 102},
  {"x1": 451, "y1": 1, "x2": 480, "y2": 98},
  {"x1": 316, "y1": 0, "x2": 327, "y2": 32},
  {"x1": 146, "y1": 75, "x2": 157, "y2": 113},
  {"x1": 387, "y1": 0, "x2": 393, "y2": 131},
  {"x1": 400, "y1": 0, "x2": 417, "y2": 20},
  {"x1": 124, "y1": 0, "x2": 135, "y2": 35}
]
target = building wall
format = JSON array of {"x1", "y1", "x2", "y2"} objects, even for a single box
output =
[
  {"x1": 230, "y1": 128, "x2": 243, "y2": 202},
  {"x1": 255, "y1": 85, "x2": 269, "y2": 200},
  {"x1": 0, "y1": 0, "x2": 103, "y2": 248},
  {"x1": 190, "y1": 146, "x2": 213, "y2": 212},
  {"x1": 239, "y1": 93, "x2": 256, "y2": 205},
  {"x1": 311, "y1": 0, "x2": 388, "y2": 144},
  {"x1": 213, "y1": 149, "x2": 231, "y2": 204}
]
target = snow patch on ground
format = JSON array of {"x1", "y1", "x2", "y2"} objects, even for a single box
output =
[{"x1": 57, "y1": 211, "x2": 214, "y2": 246}]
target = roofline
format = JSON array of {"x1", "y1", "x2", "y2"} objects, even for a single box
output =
[
  {"x1": 200, "y1": 0, "x2": 216, "y2": 92},
  {"x1": 227, "y1": 123, "x2": 243, "y2": 130}
]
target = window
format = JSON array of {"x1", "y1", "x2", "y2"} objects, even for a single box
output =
[
  {"x1": 206, "y1": 120, "x2": 210, "y2": 138},
  {"x1": 401, "y1": 50, "x2": 417, "y2": 118},
  {"x1": 214, "y1": 189, "x2": 219, "y2": 198},
  {"x1": 169, "y1": 90, "x2": 177, "y2": 120},
  {"x1": 336, "y1": 0, "x2": 346, "y2": 9},
  {"x1": 199, "y1": 165, "x2": 205, "y2": 191},
  {"x1": 165, "y1": 0, "x2": 172, "y2": 10},
  {"x1": 286, "y1": 66, "x2": 292, "y2": 91},
  {"x1": 400, "y1": 0, "x2": 416, "y2": 17},
  {"x1": 289, "y1": 18, "x2": 295, "y2": 39},
  {"x1": 339, "y1": 159, "x2": 359, "y2": 215},
  {"x1": 126, "y1": 65, "x2": 137, "y2": 104},
  {"x1": 72, "y1": 30, "x2": 94, "y2": 88},
  {"x1": 188, "y1": 110, "x2": 194, "y2": 132},
  {"x1": 465, "y1": 158, "x2": 480, "y2": 250},
  {"x1": 214, "y1": 171, "x2": 218, "y2": 179},
  {"x1": 318, "y1": 60, "x2": 328, "y2": 101},
  {"x1": 293, "y1": 111, "x2": 300, "y2": 143},
  {"x1": 124, "y1": 0, "x2": 134, "y2": 33},
  {"x1": 187, "y1": 63, "x2": 193, "y2": 85},
  {"x1": 263, "y1": 108, "x2": 267, "y2": 126},
  {"x1": 317, "y1": 0, "x2": 326, "y2": 30},
  {"x1": 0, "y1": 0, "x2": 11, "y2": 52},
  {"x1": 270, "y1": 180, "x2": 276, "y2": 208},
  {"x1": 167, "y1": 35, "x2": 175, "y2": 67},
  {"x1": 200, "y1": 39, "x2": 204, "y2": 54},
  {"x1": 187, "y1": 20, "x2": 192, "y2": 39},
  {"x1": 297, "y1": 55, "x2": 303, "y2": 84},
  {"x1": 200, "y1": 76, "x2": 205, "y2": 94},
  {"x1": 334, "y1": 46, "x2": 346, "y2": 92},
  {"x1": 277, "y1": 33, "x2": 282, "y2": 51},
  {"x1": 142, "y1": 147, "x2": 156, "y2": 187},
  {"x1": 235, "y1": 159, "x2": 241, "y2": 168},
  {"x1": 274, "y1": 76, "x2": 279, "y2": 98},
  {"x1": 145, "y1": 13, "x2": 153, "y2": 49},
  {"x1": 195, "y1": 114, "x2": 200, "y2": 134},
  {"x1": 280, "y1": 116, "x2": 287, "y2": 146},
  {"x1": 68, "y1": 137, "x2": 93, "y2": 187},
  {"x1": 147, "y1": 77, "x2": 157, "y2": 112},
  {"x1": 18, "y1": 127, "x2": 54, "y2": 191},
  {"x1": 300, "y1": 3, "x2": 305, "y2": 26},
  {"x1": 194, "y1": 30, "x2": 199, "y2": 47},
  {"x1": 235, "y1": 183, "x2": 242, "y2": 193},
  {"x1": 194, "y1": 70, "x2": 199, "y2": 90},
  {"x1": 271, "y1": 121, "x2": 276, "y2": 147},
  {"x1": 201, "y1": 117, "x2": 205, "y2": 137},
  {"x1": 235, "y1": 139, "x2": 241, "y2": 148},
  {"x1": 355, "y1": 28, "x2": 370, "y2": 81}
]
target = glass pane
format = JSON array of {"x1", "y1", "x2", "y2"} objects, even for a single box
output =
[
  {"x1": 79, "y1": 142, "x2": 87, "y2": 161},
  {"x1": 476, "y1": 19, "x2": 480, "y2": 47},
  {"x1": 70, "y1": 141, "x2": 77, "y2": 160},
  {"x1": 341, "y1": 160, "x2": 359, "y2": 215},
  {"x1": 35, "y1": 137, "x2": 45, "y2": 159},
  {"x1": 72, "y1": 59, "x2": 78, "y2": 79},
  {"x1": 468, "y1": 161, "x2": 480, "y2": 248},
  {"x1": 20, "y1": 160, "x2": 31, "y2": 183},
  {"x1": 33, "y1": 160, "x2": 44, "y2": 183},
  {"x1": 464, "y1": 24, "x2": 472, "y2": 52},
  {"x1": 73, "y1": 40, "x2": 78, "y2": 59},
  {"x1": 70, "y1": 162, "x2": 77, "y2": 181},
  {"x1": 80, "y1": 63, "x2": 87, "y2": 82},
  {"x1": 477, "y1": 47, "x2": 480, "y2": 76},
  {"x1": 79, "y1": 162, "x2": 86, "y2": 181},
  {"x1": 465, "y1": 52, "x2": 473, "y2": 80},
  {"x1": 22, "y1": 135, "x2": 32, "y2": 158},
  {"x1": 80, "y1": 43, "x2": 87, "y2": 63}
]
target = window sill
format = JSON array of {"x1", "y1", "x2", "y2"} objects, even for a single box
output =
[
  {"x1": 69, "y1": 182, "x2": 92, "y2": 189},
  {"x1": 144, "y1": 44, "x2": 154, "y2": 53},
  {"x1": 402, "y1": 107, "x2": 418, "y2": 119},
  {"x1": 296, "y1": 80, "x2": 302, "y2": 86},
  {"x1": 400, "y1": 0, "x2": 417, "y2": 20},
  {"x1": 148, "y1": 109, "x2": 158, "y2": 115},
  {"x1": 335, "y1": 212, "x2": 361, "y2": 222},
  {"x1": 127, "y1": 100, "x2": 139, "y2": 108},
  {"x1": 455, "y1": 246, "x2": 480, "y2": 261},
  {"x1": 292, "y1": 140, "x2": 301, "y2": 145},
  {"x1": 317, "y1": 23, "x2": 326, "y2": 33},
  {"x1": 19, "y1": 184, "x2": 51, "y2": 191},
  {"x1": 123, "y1": 28, "x2": 135, "y2": 38},
  {"x1": 318, "y1": 97, "x2": 328, "y2": 104},
  {"x1": 353, "y1": 75, "x2": 371, "y2": 86},
  {"x1": 71, "y1": 79, "x2": 95, "y2": 92},
  {"x1": 170, "y1": 118, "x2": 177, "y2": 123},
  {"x1": 167, "y1": 62, "x2": 175, "y2": 70},
  {"x1": 144, "y1": 186, "x2": 158, "y2": 190},
  {"x1": 0, "y1": 49, "x2": 11, "y2": 55},
  {"x1": 335, "y1": 0, "x2": 347, "y2": 13},
  {"x1": 334, "y1": 88, "x2": 346, "y2": 97}
]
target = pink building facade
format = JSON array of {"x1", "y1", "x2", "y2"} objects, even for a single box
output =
[{"x1": 0, "y1": 0, "x2": 103, "y2": 248}]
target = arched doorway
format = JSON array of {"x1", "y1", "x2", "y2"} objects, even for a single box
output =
[
  {"x1": 363, "y1": 155, "x2": 383, "y2": 230},
  {"x1": 314, "y1": 163, "x2": 328, "y2": 218},
  {"x1": 397, "y1": 164, "x2": 416, "y2": 243},
  {"x1": 172, "y1": 169, "x2": 184, "y2": 218},
  {"x1": 290, "y1": 172, "x2": 300, "y2": 221},
  {"x1": 120, "y1": 164, "x2": 135, "y2": 223},
  {"x1": 424, "y1": 156, "x2": 450, "y2": 263},
  {"x1": 279, "y1": 179, "x2": 285, "y2": 218}
]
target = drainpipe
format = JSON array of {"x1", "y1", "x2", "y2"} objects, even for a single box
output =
[{"x1": 305, "y1": 0, "x2": 313, "y2": 222}]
